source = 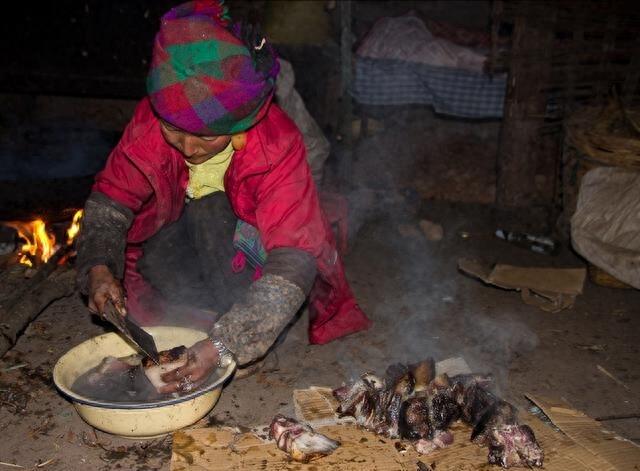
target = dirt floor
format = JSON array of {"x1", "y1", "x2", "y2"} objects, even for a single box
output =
[{"x1": 0, "y1": 196, "x2": 638, "y2": 470}]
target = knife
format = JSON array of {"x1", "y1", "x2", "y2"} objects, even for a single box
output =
[{"x1": 102, "y1": 299, "x2": 160, "y2": 364}]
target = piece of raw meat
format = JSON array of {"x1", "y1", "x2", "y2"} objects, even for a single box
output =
[
  {"x1": 409, "y1": 358, "x2": 436, "y2": 393},
  {"x1": 399, "y1": 397, "x2": 431, "y2": 440},
  {"x1": 383, "y1": 364, "x2": 416, "y2": 438},
  {"x1": 414, "y1": 430, "x2": 454, "y2": 455},
  {"x1": 488, "y1": 424, "x2": 544, "y2": 468},
  {"x1": 269, "y1": 415, "x2": 340, "y2": 462},
  {"x1": 142, "y1": 346, "x2": 188, "y2": 392},
  {"x1": 333, "y1": 360, "x2": 543, "y2": 468},
  {"x1": 86, "y1": 354, "x2": 141, "y2": 385}
]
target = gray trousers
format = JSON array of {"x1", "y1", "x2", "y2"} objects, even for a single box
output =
[{"x1": 138, "y1": 192, "x2": 253, "y2": 314}]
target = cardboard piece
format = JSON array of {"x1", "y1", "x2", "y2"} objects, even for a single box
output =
[
  {"x1": 293, "y1": 386, "x2": 351, "y2": 428},
  {"x1": 170, "y1": 385, "x2": 639, "y2": 470},
  {"x1": 434, "y1": 356, "x2": 472, "y2": 377},
  {"x1": 458, "y1": 258, "x2": 587, "y2": 312},
  {"x1": 171, "y1": 422, "x2": 493, "y2": 471},
  {"x1": 526, "y1": 395, "x2": 640, "y2": 471},
  {"x1": 170, "y1": 354, "x2": 638, "y2": 471}
]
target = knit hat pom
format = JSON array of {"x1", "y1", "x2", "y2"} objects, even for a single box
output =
[{"x1": 164, "y1": 0, "x2": 231, "y2": 27}]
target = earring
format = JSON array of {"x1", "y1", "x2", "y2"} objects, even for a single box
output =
[{"x1": 232, "y1": 133, "x2": 247, "y2": 151}]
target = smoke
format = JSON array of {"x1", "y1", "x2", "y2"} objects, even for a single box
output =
[
  {"x1": 326, "y1": 107, "x2": 537, "y2": 392},
  {"x1": 456, "y1": 312, "x2": 539, "y2": 391},
  {"x1": 133, "y1": 191, "x2": 254, "y2": 331}
]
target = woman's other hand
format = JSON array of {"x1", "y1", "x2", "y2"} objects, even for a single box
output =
[{"x1": 159, "y1": 339, "x2": 220, "y2": 393}]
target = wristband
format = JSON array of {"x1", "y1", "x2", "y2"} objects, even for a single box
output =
[{"x1": 208, "y1": 337, "x2": 235, "y2": 368}]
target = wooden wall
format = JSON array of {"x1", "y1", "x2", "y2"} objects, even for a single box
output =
[{"x1": 493, "y1": 0, "x2": 640, "y2": 210}]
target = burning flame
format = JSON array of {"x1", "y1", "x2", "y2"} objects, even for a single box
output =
[
  {"x1": 66, "y1": 209, "x2": 83, "y2": 245},
  {"x1": 6, "y1": 209, "x2": 84, "y2": 267},
  {"x1": 9, "y1": 219, "x2": 56, "y2": 267}
]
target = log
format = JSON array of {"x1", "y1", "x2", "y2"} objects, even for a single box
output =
[
  {"x1": 0, "y1": 268, "x2": 76, "y2": 357},
  {"x1": 0, "y1": 246, "x2": 76, "y2": 357},
  {"x1": 2, "y1": 242, "x2": 72, "y2": 299}
]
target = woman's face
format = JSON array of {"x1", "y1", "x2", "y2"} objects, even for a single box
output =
[{"x1": 160, "y1": 120, "x2": 232, "y2": 165}]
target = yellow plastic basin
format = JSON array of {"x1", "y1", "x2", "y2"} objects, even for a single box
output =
[{"x1": 53, "y1": 326, "x2": 235, "y2": 439}]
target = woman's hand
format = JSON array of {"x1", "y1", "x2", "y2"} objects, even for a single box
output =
[
  {"x1": 88, "y1": 265, "x2": 126, "y2": 315},
  {"x1": 159, "y1": 339, "x2": 219, "y2": 394}
]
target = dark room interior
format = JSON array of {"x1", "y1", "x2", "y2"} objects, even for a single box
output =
[{"x1": 0, "y1": 1, "x2": 639, "y2": 469}]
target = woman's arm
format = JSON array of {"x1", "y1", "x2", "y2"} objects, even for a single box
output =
[
  {"x1": 209, "y1": 132, "x2": 322, "y2": 365},
  {"x1": 210, "y1": 249, "x2": 316, "y2": 365},
  {"x1": 76, "y1": 132, "x2": 153, "y2": 313},
  {"x1": 75, "y1": 192, "x2": 134, "y2": 313}
]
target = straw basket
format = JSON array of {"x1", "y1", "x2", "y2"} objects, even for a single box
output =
[
  {"x1": 566, "y1": 101, "x2": 640, "y2": 170},
  {"x1": 565, "y1": 101, "x2": 640, "y2": 288},
  {"x1": 586, "y1": 264, "x2": 633, "y2": 290}
]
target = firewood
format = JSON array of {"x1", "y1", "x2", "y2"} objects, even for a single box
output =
[{"x1": 0, "y1": 249, "x2": 76, "y2": 357}]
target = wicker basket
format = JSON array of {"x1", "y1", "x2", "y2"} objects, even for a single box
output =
[
  {"x1": 587, "y1": 264, "x2": 633, "y2": 289},
  {"x1": 566, "y1": 101, "x2": 640, "y2": 170}
]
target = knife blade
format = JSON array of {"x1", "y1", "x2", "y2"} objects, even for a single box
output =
[{"x1": 102, "y1": 300, "x2": 160, "y2": 364}]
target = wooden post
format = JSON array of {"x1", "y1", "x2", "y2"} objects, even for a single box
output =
[
  {"x1": 339, "y1": 0, "x2": 353, "y2": 189},
  {"x1": 496, "y1": 9, "x2": 557, "y2": 210},
  {"x1": 566, "y1": 10, "x2": 585, "y2": 114},
  {"x1": 596, "y1": 15, "x2": 617, "y2": 99},
  {"x1": 489, "y1": 0, "x2": 504, "y2": 75},
  {"x1": 623, "y1": 38, "x2": 640, "y2": 104}
]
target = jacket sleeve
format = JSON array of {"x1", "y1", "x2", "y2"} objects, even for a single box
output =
[
  {"x1": 75, "y1": 192, "x2": 134, "y2": 294},
  {"x1": 209, "y1": 273, "x2": 305, "y2": 366}
]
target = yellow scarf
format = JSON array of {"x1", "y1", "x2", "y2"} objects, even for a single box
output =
[{"x1": 185, "y1": 141, "x2": 234, "y2": 199}]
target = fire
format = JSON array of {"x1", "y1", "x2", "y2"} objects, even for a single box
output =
[
  {"x1": 6, "y1": 209, "x2": 84, "y2": 267},
  {"x1": 66, "y1": 209, "x2": 84, "y2": 245},
  {"x1": 8, "y1": 219, "x2": 56, "y2": 267}
]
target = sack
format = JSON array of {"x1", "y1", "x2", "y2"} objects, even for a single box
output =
[{"x1": 571, "y1": 167, "x2": 640, "y2": 289}]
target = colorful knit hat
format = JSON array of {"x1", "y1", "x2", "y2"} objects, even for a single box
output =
[{"x1": 147, "y1": 0, "x2": 279, "y2": 135}]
